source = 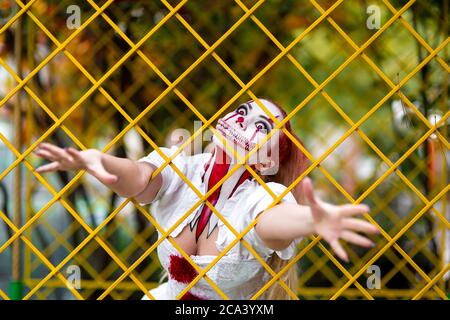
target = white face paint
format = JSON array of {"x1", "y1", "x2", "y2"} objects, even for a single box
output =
[{"x1": 213, "y1": 99, "x2": 283, "y2": 164}]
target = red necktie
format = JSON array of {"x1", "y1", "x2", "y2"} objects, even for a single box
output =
[
  {"x1": 195, "y1": 161, "x2": 230, "y2": 241},
  {"x1": 194, "y1": 149, "x2": 253, "y2": 241}
]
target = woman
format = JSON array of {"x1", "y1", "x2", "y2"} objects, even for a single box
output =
[{"x1": 34, "y1": 98, "x2": 379, "y2": 300}]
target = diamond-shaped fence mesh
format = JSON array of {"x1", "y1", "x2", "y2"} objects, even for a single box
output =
[{"x1": 0, "y1": 0, "x2": 448, "y2": 300}]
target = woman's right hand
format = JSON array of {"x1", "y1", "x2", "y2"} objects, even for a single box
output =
[{"x1": 34, "y1": 142, "x2": 118, "y2": 184}]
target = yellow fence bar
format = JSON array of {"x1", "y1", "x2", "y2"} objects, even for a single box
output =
[{"x1": 0, "y1": 0, "x2": 447, "y2": 300}]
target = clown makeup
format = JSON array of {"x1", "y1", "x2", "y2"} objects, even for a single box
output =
[{"x1": 213, "y1": 99, "x2": 283, "y2": 165}]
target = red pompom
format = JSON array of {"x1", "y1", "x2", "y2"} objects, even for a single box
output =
[
  {"x1": 180, "y1": 291, "x2": 205, "y2": 300},
  {"x1": 168, "y1": 254, "x2": 198, "y2": 284}
]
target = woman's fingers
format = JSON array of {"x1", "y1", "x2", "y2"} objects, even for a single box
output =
[
  {"x1": 38, "y1": 142, "x2": 64, "y2": 156},
  {"x1": 65, "y1": 147, "x2": 84, "y2": 163},
  {"x1": 329, "y1": 239, "x2": 349, "y2": 262},
  {"x1": 341, "y1": 230, "x2": 374, "y2": 248},
  {"x1": 303, "y1": 177, "x2": 318, "y2": 206},
  {"x1": 34, "y1": 143, "x2": 84, "y2": 172},
  {"x1": 343, "y1": 218, "x2": 379, "y2": 234},
  {"x1": 339, "y1": 203, "x2": 370, "y2": 217},
  {"x1": 34, "y1": 148, "x2": 59, "y2": 162},
  {"x1": 35, "y1": 161, "x2": 60, "y2": 173},
  {"x1": 303, "y1": 177, "x2": 326, "y2": 220},
  {"x1": 38, "y1": 142, "x2": 72, "y2": 162}
]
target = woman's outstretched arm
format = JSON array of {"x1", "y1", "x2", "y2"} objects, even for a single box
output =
[
  {"x1": 255, "y1": 177, "x2": 379, "y2": 262},
  {"x1": 34, "y1": 142, "x2": 162, "y2": 202}
]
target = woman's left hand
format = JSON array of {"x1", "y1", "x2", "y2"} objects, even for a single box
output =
[{"x1": 302, "y1": 177, "x2": 380, "y2": 262}]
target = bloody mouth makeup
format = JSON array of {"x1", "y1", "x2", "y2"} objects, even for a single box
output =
[{"x1": 216, "y1": 119, "x2": 256, "y2": 152}]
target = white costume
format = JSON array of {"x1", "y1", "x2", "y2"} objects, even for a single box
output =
[{"x1": 138, "y1": 146, "x2": 301, "y2": 300}]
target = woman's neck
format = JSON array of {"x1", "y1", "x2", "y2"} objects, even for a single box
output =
[{"x1": 210, "y1": 146, "x2": 249, "y2": 182}]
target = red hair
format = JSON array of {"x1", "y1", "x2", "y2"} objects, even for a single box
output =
[
  {"x1": 247, "y1": 98, "x2": 309, "y2": 300},
  {"x1": 250, "y1": 98, "x2": 309, "y2": 204}
]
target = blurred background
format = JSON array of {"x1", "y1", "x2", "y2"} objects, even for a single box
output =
[{"x1": 0, "y1": 0, "x2": 448, "y2": 299}]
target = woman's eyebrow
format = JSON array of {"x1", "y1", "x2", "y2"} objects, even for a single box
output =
[
  {"x1": 246, "y1": 102, "x2": 253, "y2": 110},
  {"x1": 259, "y1": 115, "x2": 274, "y2": 128}
]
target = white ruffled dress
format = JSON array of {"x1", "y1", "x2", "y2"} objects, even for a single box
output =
[{"x1": 138, "y1": 146, "x2": 301, "y2": 300}]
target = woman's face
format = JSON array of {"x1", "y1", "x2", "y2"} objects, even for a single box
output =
[{"x1": 214, "y1": 99, "x2": 282, "y2": 164}]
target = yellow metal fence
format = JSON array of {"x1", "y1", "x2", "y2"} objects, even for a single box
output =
[{"x1": 0, "y1": 0, "x2": 448, "y2": 300}]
